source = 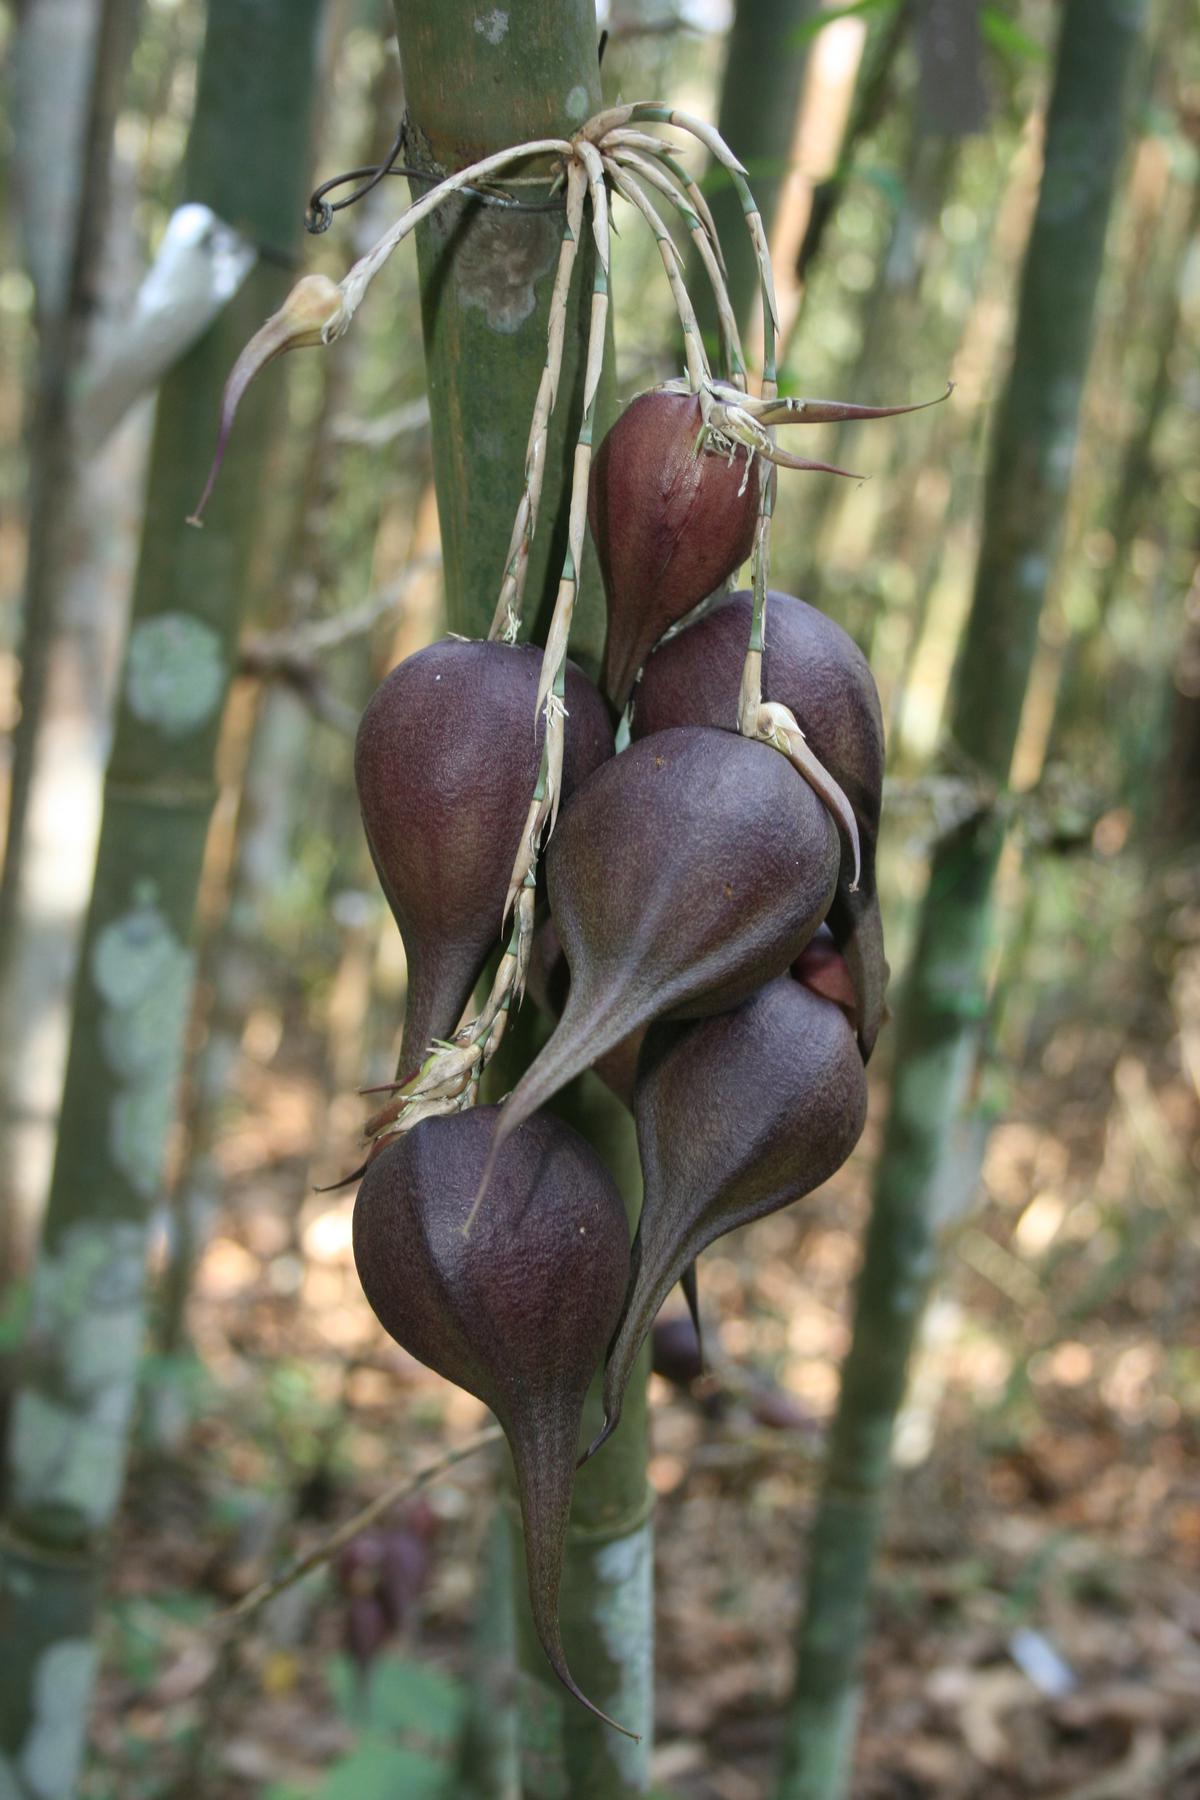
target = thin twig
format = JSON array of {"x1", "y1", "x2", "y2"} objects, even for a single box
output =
[
  {"x1": 215, "y1": 1425, "x2": 503, "y2": 1630},
  {"x1": 246, "y1": 551, "x2": 440, "y2": 661},
  {"x1": 330, "y1": 395, "x2": 430, "y2": 447},
  {"x1": 235, "y1": 642, "x2": 358, "y2": 735}
]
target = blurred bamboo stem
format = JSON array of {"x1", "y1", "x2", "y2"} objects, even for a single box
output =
[
  {"x1": 389, "y1": 6, "x2": 652, "y2": 1791},
  {"x1": 775, "y1": 4, "x2": 1146, "y2": 1796},
  {"x1": 690, "y1": 0, "x2": 816, "y2": 348},
  {"x1": 1051, "y1": 171, "x2": 1200, "y2": 750},
  {"x1": 782, "y1": 0, "x2": 912, "y2": 356},
  {"x1": 0, "y1": 0, "x2": 141, "y2": 1286},
  {"x1": 0, "y1": 3, "x2": 323, "y2": 1788},
  {"x1": 804, "y1": 126, "x2": 960, "y2": 621},
  {"x1": 153, "y1": 48, "x2": 420, "y2": 1388}
]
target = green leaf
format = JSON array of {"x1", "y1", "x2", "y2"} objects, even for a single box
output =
[
  {"x1": 328, "y1": 1652, "x2": 465, "y2": 1745},
  {"x1": 788, "y1": 0, "x2": 897, "y2": 47},
  {"x1": 314, "y1": 1740, "x2": 451, "y2": 1800},
  {"x1": 364, "y1": 1655, "x2": 465, "y2": 1743},
  {"x1": 981, "y1": 6, "x2": 1045, "y2": 61}
]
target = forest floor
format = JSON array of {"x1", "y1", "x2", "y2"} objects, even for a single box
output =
[{"x1": 81, "y1": 855, "x2": 1200, "y2": 1800}]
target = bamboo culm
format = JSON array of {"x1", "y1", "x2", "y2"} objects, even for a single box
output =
[
  {"x1": 690, "y1": 0, "x2": 816, "y2": 344},
  {"x1": 0, "y1": 0, "x2": 141, "y2": 1286},
  {"x1": 0, "y1": 3, "x2": 324, "y2": 1790},
  {"x1": 776, "y1": 3, "x2": 1147, "y2": 1795}
]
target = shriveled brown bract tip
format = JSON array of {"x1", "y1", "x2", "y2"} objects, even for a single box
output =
[{"x1": 187, "y1": 274, "x2": 344, "y2": 527}]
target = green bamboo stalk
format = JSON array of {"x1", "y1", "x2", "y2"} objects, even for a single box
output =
[
  {"x1": 0, "y1": 0, "x2": 141, "y2": 1288},
  {"x1": 0, "y1": 0, "x2": 138, "y2": 962},
  {"x1": 690, "y1": 0, "x2": 815, "y2": 343},
  {"x1": 802, "y1": 125, "x2": 960, "y2": 616},
  {"x1": 388, "y1": 8, "x2": 651, "y2": 1790},
  {"x1": 789, "y1": 0, "x2": 912, "y2": 301},
  {"x1": 0, "y1": 3, "x2": 324, "y2": 1790},
  {"x1": 390, "y1": 1, "x2": 612, "y2": 676},
  {"x1": 1051, "y1": 171, "x2": 1200, "y2": 752},
  {"x1": 775, "y1": 4, "x2": 1146, "y2": 1796}
]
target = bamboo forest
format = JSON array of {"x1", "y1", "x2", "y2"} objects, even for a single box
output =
[{"x1": 0, "y1": 1, "x2": 1197, "y2": 1796}]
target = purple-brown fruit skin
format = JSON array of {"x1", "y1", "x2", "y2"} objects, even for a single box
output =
[
  {"x1": 588, "y1": 391, "x2": 760, "y2": 709},
  {"x1": 490, "y1": 726, "x2": 840, "y2": 1156},
  {"x1": 355, "y1": 640, "x2": 614, "y2": 1076},
  {"x1": 595, "y1": 976, "x2": 867, "y2": 1454},
  {"x1": 525, "y1": 912, "x2": 644, "y2": 1110},
  {"x1": 633, "y1": 590, "x2": 888, "y2": 1058},
  {"x1": 352, "y1": 1107, "x2": 630, "y2": 1730}
]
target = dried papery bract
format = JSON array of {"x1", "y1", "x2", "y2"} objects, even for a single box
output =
[
  {"x1": 352, "y1": 1108, "x2": 635, "y2": 1736},
  {"x1": 482, "y1": 725, "x2": 841, "y2": 1176},
  {"x1": 594, "y1": 971, "x2": 867, "y2": 1456},
  {"x1": 634, "y1": 590, "x2": 889, "y2": 1057},
  {"x1": 188, "y1": 133, "x2": 574, "y2": 523},
  {"x1": 354, "y1": 640, "x2": 613, "y2": 1075},
  {"x1": 187, "y1": 274, "x2": 344, "y2": 526},
  {"x1": 587, "y1": 390, "x2": 759, "y2": 709}
]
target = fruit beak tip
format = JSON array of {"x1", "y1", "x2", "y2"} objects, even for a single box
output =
[{"x1": 578, "y1": 1414, "x2": 612, "y2": 1466}]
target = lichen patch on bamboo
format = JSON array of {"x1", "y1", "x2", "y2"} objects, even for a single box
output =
[
  {"x1": 473, "y1": 8, "x2": 509, "y2": 43},
  {"x1": 8, "y1": 1221, "x2": 144, "y2": 1529},
  {"x1": 592, "y1": 1523, "x2": 655, "y2": 1772},
  {"x1": 13, "y1": 1638, "x2": 96, "y2": 1800},
  {"x1": 432, "y1": 194, "x2": 560, "y2": 335},
  {"x1": 124, "y1": 614, "x2": 224, "y2": 735},
  {"x1": 91, "y1": 898, "x2": 194, "y2": 1196}
]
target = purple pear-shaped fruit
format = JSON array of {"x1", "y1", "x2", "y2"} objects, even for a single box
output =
[
  {"x1": 355, "y1": 639, "x2": 613, "y2": 1076},
  {"x1": 352, "y1": 1107, "x2": 633, "y2": 1735},
  {"x1": 588, "y1": 391, "x2": 760, "y2": 710},
  {"x1": 633, "y1": 589, "x2": 888, "y2": 1058},
  {"x1": 488, "y1": 726, "x2": 840, "y2": 1164},
  {"x1": 593, "y1": 967, "x2": 867, "y2": 1456}
]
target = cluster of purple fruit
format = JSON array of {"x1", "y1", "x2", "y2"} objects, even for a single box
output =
[
  {"x1": 350, "y1": 389, "x2": 887, "y2": 1730},
  {"x1": 336, "y1": 1499, "x2": 439, "y2": 1671}
]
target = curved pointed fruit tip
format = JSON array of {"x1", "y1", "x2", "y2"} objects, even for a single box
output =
[
  {"x1": 764, "y1": 446, "x2": 866, "y2": 481},
  {"x1": 680, "y1": 1262, "x2": 704, "y2": 1369},
  {"x1": 579, "y1": 1410, "x2": 618, "y2": 1468},
  {"x1": 187, "y1": 273, "x2": 344, "y2": 526},
  {"x1": 550, "y1": 1646, "x2": 640, "y2": 1740},
  {"x1": 314, "y1": 1155, "x2": 371, "y2": 1193}
]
